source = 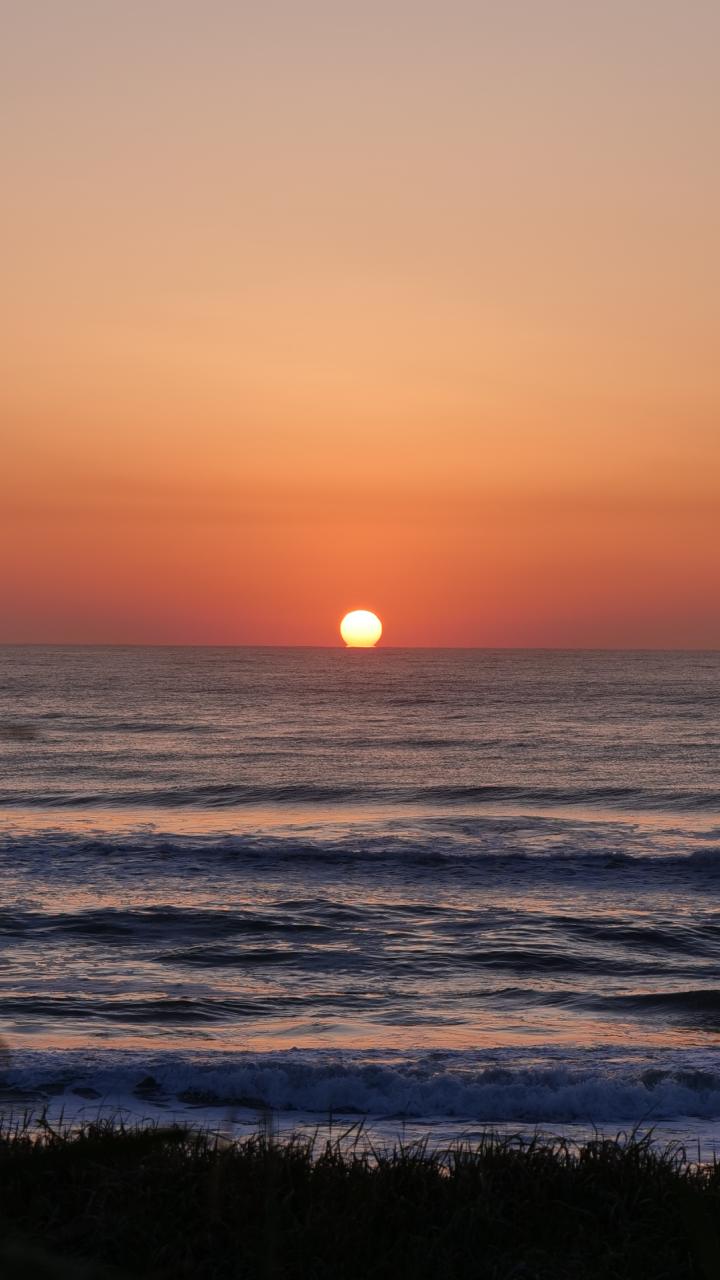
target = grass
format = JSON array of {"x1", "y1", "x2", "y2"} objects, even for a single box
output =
[{"x1": 1, "y1": 1116, "x2": 720, "y2": 1277}]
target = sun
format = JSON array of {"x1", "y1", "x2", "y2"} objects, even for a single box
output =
[{"x1": 340, "y1": 609, "x2": 383, "y2": 647}]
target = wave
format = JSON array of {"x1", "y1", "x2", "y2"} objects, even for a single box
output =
[
  {"x1": 7, "y1": 1048, "x2": 720, "y2": 1125},
  {"x1": 606, "y1": 989, "x2": 720, "y2": 1016},
  {"x1": 1, "y1": 824, "x2": 719, "y2": 880},
  {"x1": 0, "y1": 995, "x2": 270, "y2": 1023},
  {"x1": 7, "y1": 908, "x2": 712, "y2": 978},
  {"x1": 1, "y1": 781, "x2": 720, "y2": 813},
  {"x1": 0, "y1": 905, "x2": 334, "y2": 941}
]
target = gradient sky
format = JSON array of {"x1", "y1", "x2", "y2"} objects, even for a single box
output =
[{"x1": 3, "y1": 0, "x2": 719, "y2": 645}]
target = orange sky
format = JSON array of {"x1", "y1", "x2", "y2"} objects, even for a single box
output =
[{"x1": 2, "y1": 1, "x2": 719, "y2": 645}]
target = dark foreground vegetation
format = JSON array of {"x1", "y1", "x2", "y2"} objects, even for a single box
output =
[{"x1": 1, "y1": 1119, "x2": 720, "y2": 1279}]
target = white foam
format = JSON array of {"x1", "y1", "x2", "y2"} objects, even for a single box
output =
[{"x1": 6, "y1": 1045, "x2": 720, "y2": 1129}]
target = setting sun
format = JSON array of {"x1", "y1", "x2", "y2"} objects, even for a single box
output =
[{"x1": 340, "y1": 610, "x2": 383, "y2": 647}]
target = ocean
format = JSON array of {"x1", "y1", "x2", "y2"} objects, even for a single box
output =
[{"x1": 1, "y1": 645, "x2": 720, "y2": 1148}]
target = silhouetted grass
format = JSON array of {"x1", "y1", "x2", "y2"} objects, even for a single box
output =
[{"x1": 1, "y1": 1115, "x2": 719, "y2": 1277}]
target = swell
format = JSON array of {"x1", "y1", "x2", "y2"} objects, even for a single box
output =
[
  {"x1": 2, "y1": 827, "x2": 719, "y2": 877},
  {"x1": 1, "y1": 781, "x2": 719, "y2": 813},
  {"x1": 4, "y1": 901, "x2": 720, "y2": 991},
  {"x1": 5, "y1": 983, "x2": 720, "y2": 1028},
  {"x1": 5, "y1": 903, "x2": 717, "y2": 952}
]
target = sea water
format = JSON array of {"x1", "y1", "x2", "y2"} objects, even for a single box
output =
[{"x1": 1, "y1": 646, "x2": 720, "y2": 1148}]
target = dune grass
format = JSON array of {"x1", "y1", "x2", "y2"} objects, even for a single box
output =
[{"x1": 1, "y1": 1115, "x2": 720, "y2": 1277}]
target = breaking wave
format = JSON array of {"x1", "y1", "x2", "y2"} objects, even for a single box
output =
[{"x1": 7, "y1": 1049, "x2": 720, "y2": 1125}]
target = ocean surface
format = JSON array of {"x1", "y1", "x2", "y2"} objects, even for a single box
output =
[{"x1": 2, "y1": 646, "x2": 720, "y2": 1148}]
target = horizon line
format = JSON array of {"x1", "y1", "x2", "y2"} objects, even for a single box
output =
[{"x1": 0, "y1": 642, "x2": 718, "y2": 653}]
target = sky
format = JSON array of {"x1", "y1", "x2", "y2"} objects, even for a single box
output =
[{"x1": 2, "y1": 0, "x2": 719, "y2": 646}]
